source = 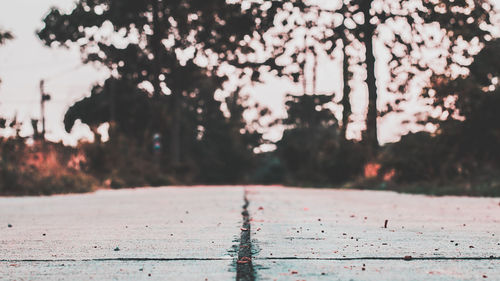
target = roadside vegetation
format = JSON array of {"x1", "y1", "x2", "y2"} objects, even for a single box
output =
[{"x1": 0, "y1": 1, "x2": 498, "y2": 196}]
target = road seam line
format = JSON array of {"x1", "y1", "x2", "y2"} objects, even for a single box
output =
[
  {"x1": 2, "y1": 257, "x2": 498, "y2": 263},
  {"x1": 0, "y1": 258, "x2": 233, "y2": 262},
  {"x1": 252, "y1": 257, "x2": 500, "y2": 261},
  {"x1": 236, "y1": 188, "x2": 254, "y2": 281}
]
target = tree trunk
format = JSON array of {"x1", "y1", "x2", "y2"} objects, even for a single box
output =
[
  {"x1": 362, "y1": 3, "x2": 379, "y2": 153},
  {"x1": 151, "y1": 0, "x2": 162, "y2": 99},
  {"x1": 152, "y1": 0, "x2": 182, "y2": 165},
  {"x1": 312, "y1": 49, "x2": 318, "y2": 95},
  {"x1": 169, "y1": 91, "x2": 181, "y2": 165},
  {"x1": 341, "y1": 40, "x2": 352, "y2": 140}
]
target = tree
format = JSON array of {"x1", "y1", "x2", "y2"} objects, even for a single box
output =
[
  {"x1": 260, "y1": 2, "x2": 358, "y2": 140},
  {"x1": 0, "y1": 29, "x2": 13, "y2": 88},
  {"x1": 268, "y1": 0, "x2": 495, "y2": 152},
  {"x1": 38, "y1": 0, "x2": 280, "y2": 166},
  {"x1": 427, "y1": 38, "x2": 500, "y2": 170},
  {"x1": 276, "y1": 93, "x2": 366, "y2": 184},
  {"x1": 381, "y1": 38, "x2": 500, "y2": 182},
  {"x1": 0, "y1": 28, "x2": 13, "y2": 129},
  {"x1": 350, "y1": 0, "x2": 494, "y2": 152},
  {"x1": 0, "y1": 29, "x2": 13, "y2": 44},
  {"x1": 277, "y1": 94, "x2": 340, "y2": 183},
  {"x1": 63, "y1": 77, "x2": 151, "y2": 141}
]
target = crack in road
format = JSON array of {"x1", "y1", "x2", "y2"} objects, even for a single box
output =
[
  {"x1": 235, "y1": 188, "x2": 499, "y2": 281},
  {"x1": 236, "y1": 188, "x2": 254, "y2": 281}
]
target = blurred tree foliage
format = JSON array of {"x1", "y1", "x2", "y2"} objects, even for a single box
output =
[
  {"x1": 351, "y1": 0, "x2": 494, "y2": 153},
  {"x1": 276, "y1": 94, "x2": 366, "y2": 185},
  {"x1": 265, "y1": 0, "x2": 494, "y2": 153},
  {"x1": 0, "y1": 28, "x2": 13, "y2": 44},
  {"x1": 66, "y1": 75, "x2": 264, "y2": 186},
  {"x1": 0, "y1": 28, "x2": 13, "y2": 89},
  {"x1": 37, "y1": 0, "x2": 283, "y2": 184},
  {"x1": 381, "y1": 38, "x2": 500, "y2": 184},
  {"x1": 8, "y1": 0, "x2": 494, "y2": 195}
]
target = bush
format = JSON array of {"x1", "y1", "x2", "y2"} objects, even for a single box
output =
[
  {"x1": 79, "y1": 134, "x2": 173, "y2": 188},
  {"x1": 0, "y1": 138, "x2": 95, "y2": 196}
]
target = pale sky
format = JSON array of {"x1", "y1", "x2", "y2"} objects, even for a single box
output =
[
  {"x1": 0, "y1": 0, "x2": 110, "y2": 144},
  {"x1": 0, "y1": 0, "x2": 455, "y2": 146}
]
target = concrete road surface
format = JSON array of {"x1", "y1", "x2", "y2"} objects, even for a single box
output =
[{"x1": 1, "y1": 186, "x2": 499, "y2": 280}]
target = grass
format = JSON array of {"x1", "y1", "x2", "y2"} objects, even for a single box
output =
[{"x1": 344, "y1": 178, "x2": 500, "y2": 197}]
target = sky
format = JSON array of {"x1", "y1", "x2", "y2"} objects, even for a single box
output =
[
  {"x1": 0, "y1": 0, "x2": 457, "y2": 146},
  {"x1": 0, "y1": 0, "x2": 109, "y2": 144}
]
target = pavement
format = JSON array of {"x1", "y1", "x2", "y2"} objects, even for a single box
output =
[{"x1": 0, "y1": 186, "x2": 499, "y2": 280}]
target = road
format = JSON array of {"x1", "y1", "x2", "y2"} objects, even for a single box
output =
[{"x1": 1, "y1": 186, "x2": 499, "y2": 280}]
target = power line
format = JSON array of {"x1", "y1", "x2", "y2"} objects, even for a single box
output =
[
  {"x1": 43, "y1": 64, "x2": 87, "y2": 82},
  {"x1": 0, "y1": 100, "x2": 70, "y2": 104},
  {"x1": 0, "y1": 60, "x2": 79, "y2": 71}
]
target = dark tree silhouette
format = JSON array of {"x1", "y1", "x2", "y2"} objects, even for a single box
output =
[
  {"x1": 0, "y1": 29, "x2": 13, "y2": 44},
  {"x1": 257, "y1": 2, "x2": 360, "y2": 142},
  {"x1": 276, "y1": 93, "x2": 366, "y2": 184},
  {"x1": 272, "y1": 0, "x2": 495, "y2": 152},
  {"x1": 427, "y1": 38, "x2": 500, "y2": 168},
  {"x1": 381, "y1": 39, "x2": 500, "y2": 183},
  {"x1": 0, "y1": 29, "x2": 13, "y2": 89},
  {"x1": 347, "y1": 0, "x2": 494, "y2": 152},
  {"x1": 38, "y1": 0, "x2": 280, "y2": 165},
  {"x1": 0, "y1": 29, "x2": 14, "y2": 131}
]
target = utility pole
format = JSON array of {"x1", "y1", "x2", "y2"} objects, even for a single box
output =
[{"x1": 39, "y1": 80, "x2": 51, "y2": 142}]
